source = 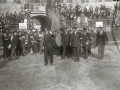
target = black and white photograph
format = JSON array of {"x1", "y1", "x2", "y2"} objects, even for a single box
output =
[{"x1": 0, "y1": 0, "x2": 120, "y2": 90}]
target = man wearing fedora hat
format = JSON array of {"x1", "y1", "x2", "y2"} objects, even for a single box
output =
[{"x1": 8, "y1": 31, "x2": 18, "y2": 61}]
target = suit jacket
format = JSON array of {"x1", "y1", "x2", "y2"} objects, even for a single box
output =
[
  {"x1": 44, "y1": 33, "x2": 53, "y2": 49},
  {"x1": 16, "y1": 35, "x2": 21, "y2": 46},
  {"x1": 2, "y1": 35, "x2": 9, "y2": 47},
  {"x1": 82, "y1": 32, "x2": 90, "y2": 47},
  {"x1": 9, "y1": 35, "x2": 17, "y2": 48},
  {"x1": 70, "y1": 31, "x2": 81, "y2": 47},
  {"x1": 96, "y1": 31, "x2": 108, "y2": 46},
  {"x1": 61, "y1": 32, "x2": 69, "y2": 46}
]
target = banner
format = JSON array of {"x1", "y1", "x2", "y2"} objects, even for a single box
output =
[
  {"x1": 51, "y1": 10, "x2": 61, "y2": 31},
  {"x1": 19, "y1": 23, "x2": 27, "y2": 29},
  {"x1": 96, "y1": 22, "x2": 103, "y2": 27}
]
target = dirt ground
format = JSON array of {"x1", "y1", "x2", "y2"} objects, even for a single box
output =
[{"x1": 0, "y1": 45, "x2": 120, "y2": 90}]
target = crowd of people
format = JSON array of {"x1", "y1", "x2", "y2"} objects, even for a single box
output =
[
  {"x1": 24, "y1": 2, "x2": 46, "y2": 12},
  {"x1": 0, "y1": 10, "x2": 25, "y2": 32},
  {"x1": 1, "y1": 26, "x2": 108, "y2": 66},
  {"x1": 0, "y1": 1, "x2": 118, "y2": 66},
  {"x1": 51, "y1": 2, "x2": 120, "y2": 27},
  {"x1": 0, "y1": 0, "x2": 21, "y2": 4}
]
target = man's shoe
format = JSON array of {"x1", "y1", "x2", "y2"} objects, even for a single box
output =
[
  {"x1": 3, "y1": 57, "x2": 6, "y2": 59},
  {"x1": 61, "y1": 57, "x2": 65, "y2": 60},
  {"x1": 44, "y1": 63, "x2": 48, "y2": 66},
  {"x1": 9, "y1": 58, "x2": 11, "y2": 61},
  {"x1": 77, "y1": 58, "x2": 80, "y2": 62}
]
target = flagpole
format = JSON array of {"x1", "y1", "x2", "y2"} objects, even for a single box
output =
[{"x1": 50, "y1": 0, "x2": 52, "y2": 31}]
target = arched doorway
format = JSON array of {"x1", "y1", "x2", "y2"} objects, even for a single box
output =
[{"x1": 31, "y1": 15, "x2": 51, "y2": 31}]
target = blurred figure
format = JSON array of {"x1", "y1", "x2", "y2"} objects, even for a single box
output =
[
  {"x1": 82, "y1": 28, "x2": 90, "y2": 59},
  {"x1": 96, "y1": 27, "x2": 108, "y2": 60},
  {"x1": 15, "y1": 31, "x2": 22, "y2": 57},
  {"x1": 2, "y1": 32, "x2": 9, "y2": 59},
  {"x1": 61, "y1": 28, "x2": 69, "y2": 59},
  {"x1": 70, "y1": 27, "x2": 81, "y2": 62},
  {"x1": 38, "y1": 31, "x2": 44, "y2": 54},
  {"x1": 44, "y1": 28, "x2": 53, "y2": 65},
  {"x1": 21, "y1": 33, "x2": 26, "y2": 56},
  {"x1": 8, "y1": 31, "x2": 18, "y2": 61}
]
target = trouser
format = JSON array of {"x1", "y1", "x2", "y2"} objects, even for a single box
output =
[
  {"x1": 66, "y1": 45, "x2": 72, "y2": 57},
  {"x1": 98, "y1": 43, "x2": 105, "y2": 59},
  {"x1": 39, "y1": 41, "x2": 43, "y2": 54},
  {"x1": 83, "y1": 46, "x2": 88, "y2": 59},
  {"x1": 44, "y1": 47, "x2": 53, "y2": 65},
  {"x1": 9, "y1": 48, "x2": 17, "y2": 59},
  {"x1": 62, "y1": 46, "x2": 66, "y2": 58},
  {"x1": 3, "y1": 46, "x2": 9, "y2": 58},
  {"x1": 21, "y1": 44, "x2": 25, "y2": 55},
  {"x1": 16, "y1": 45, "x2": 22, "y2": 57},
  {"x1": 88, "y1": 43, "x2": 92, "y2": 55},
  {"x1": 73, "y1": 47, "x2": 80, "y2": 61},
  {"x1": 34, "y1": 43, "x2": 38, "y2": 53}
]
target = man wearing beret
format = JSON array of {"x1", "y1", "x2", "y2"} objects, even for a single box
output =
[{"x1": 96, "y1": 27, "x2": 108, "y2": 60}]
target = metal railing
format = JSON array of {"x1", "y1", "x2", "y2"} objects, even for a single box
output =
[{"x1": 63, "y1": 19, "x2": 115, "y2": 27}]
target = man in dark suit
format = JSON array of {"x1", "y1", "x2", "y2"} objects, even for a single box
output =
[
  {"x1": 82, "y1": 28, "x2": 90, "y2": 59},
  {"x1": 15, "y1": 31, "x2": 22, "y2": 57},
  {"x1": 2, "y1": 32, "x2": 9, "y2": 59},
  {"x1": 44, "y1": 28, "x2": 53, "y2": 65},
  {"x1": 96, "y1": 27, "x2": 108, "y2": 60},
  {"x1": 8, "y1": 31, "x2": 18, "y2": 61},
  {"x1": 61, "y1": 28, "x2": 69, "y2": 59},
  {"x1": 70, "y1": 27, "x2": 81, "y2": 62}
]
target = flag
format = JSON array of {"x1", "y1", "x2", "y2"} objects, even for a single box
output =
[
  {"x1": 51, "y1": 10, "x2": 61, "y2": 31},
  {"x1": 46, "y1": 0, "x2": 52, "y2": 31}
]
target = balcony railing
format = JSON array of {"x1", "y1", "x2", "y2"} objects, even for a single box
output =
[{"x1": 62, "y1": 19, "x2": 116, "y2": 27}]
